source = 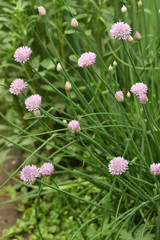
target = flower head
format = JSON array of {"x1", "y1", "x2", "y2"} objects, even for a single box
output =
[
  {"x1": 109, "y1": 157, "x2": 128, "y2": 175},
  {"x1": 71, "y1": 18, "x2": 78, "y2": 28},
  {"x1": 68, "y1": 120, "x2": 80, "y2": 133},
  {"x1": 130, "y1": 82, "x2": 147, "y2": 96},
  {"x1": 25, "y1": 94, "x2": 42, "y2": 111},
  {"x1": 38, "y1": 6, "x2": 46, "y2": 16},
  {"x1": 20, "y1": 165, "x2": 40, "y2": 184},
  {"x1": 14, "y1": 46, "x2": 32, "y2": 63},
  {"x1": 39, "y1": 163, "x2": 54, "y2": 176},
  {"x1": 9, "y1": 79, "x2": 27, "y2": 95},
  {"x1": 115, "y1": 91, "x2": 124, "y2": 102},
  {"x1": 138, "y1": 94, "x2": 148, "y2": 104},
  {"x1": 65, "y1": 81, "x2": 72, "y2": 90},
  {"x1": 110, "y1": 22, "x2": 131, "y2": 40},
  {"x1": 78, "y1": 52, "x2": 96, "y2": 67},
  {"x1": 150, "y1": 163, "x2": 160, "y2": 176},
  {"x1": 135, "y1": 31, "x2": 141, "y2": 40}
]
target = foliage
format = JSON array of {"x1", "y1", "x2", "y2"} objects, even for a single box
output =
[{"x1": 0, "y1": 0, "x2": 160, "y2": 239}]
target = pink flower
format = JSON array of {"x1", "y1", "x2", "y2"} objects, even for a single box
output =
[
  {"x1": 110, "y1": 22, "x2": 131, "y2": 40},
  {"x1": 115, "y1": 91, "x2": 124, "y2": 102},
  {"x1": 38, "y1": 6, "x2": 46, "y2": 16},
  {"x1": 138, "y1": 94, "x2": 148, "y2": 104},
  {"x1": 20, "y1": 165, "x2": 40, "y2": 184},
  {"x1": 68, "y1": 120, "x2": 80, "y2": 133},
  {"x1": 109, "y1": 157, "x2": 128, "y2": 175},
  {"x1": 9, "y1": 79, "x2": 27, "y2": 95},
  {"x1": 25, "y1": 94, "x2": 42, "y2": 111},
  {"x1": 78, "y1": 52, "x2": 96, "y2": 67},
  {"x1": 71, "y1": 18, "x2": 78, "y2": 28},
  {"x1": 39, "y1": 163, "x2": 54, "y2": 176},
  {"x1": 150, "y1": 163, "x2": 160, "y2": 176},
  {"x1": 135, "y1": 31, "x2": 141, "y2": 40},
  {"x1": 130, "y1": 82, "x2": 147, "y2": 96},
  {"x1": 14, "y1": 46, "x2": 32, "y2": 63}
]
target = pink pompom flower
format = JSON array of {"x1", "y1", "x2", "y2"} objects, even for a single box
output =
[
  {"x1": 14, "y1": 46, "x2": 32, "y2": 63},
  {"x1": 130, "y1": 82, "x2": 147, "y2": 96},
  {"x1": 110, "y1": 22, "x2": 131, "y2": 40},
  {"x1": 109, "y1": 157, "x2": 128, "y2": 175},
  {"x1": 20, "y1": 165, "x2": 40, "y2": 184},
  {"x1": 138, "y1": 94, "x2": 148, "y2": 104},
  {"x1": 9, "y1": 79, "x2": 27, "y2": 95},
  {"x1": 78, "y1": 52, "x2": 96, "y2": 67},
  {"x1": 68, "y1": 120, "x2": 81, "y2": 133},
  {"x1": 39, "y1": 163, "x2": 54, "y2": 176},
  {"x1": 38, "y1": 6, "x2": 46, "y2": 16},
  {"x1": 150, "y1": 163, "x2": 160, "y2": 176},
  {"x1": 115, "y1": 91, "x2": 124, "y2": 102},
  {"x1": 25, "y1": 94, "x2": 42, "y2": 111}
]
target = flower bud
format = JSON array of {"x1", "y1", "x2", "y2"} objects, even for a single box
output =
[
  {"x1": 62, "y1": 119, "x2": 67, "y2": 124},
  {"x1": 138, "y1": 0, "x2": 142, "y2": 7},
  {"x1": 113, "y1": 60, "x2": 117, "y2": 66},
  {"x1": 159, "y1": 9, "x2": 160, "y2": 14},
  {"x1": 139, "y1": 94, "x2": 148, "y2": 104},
  {"x1": 126, "y1": 92, "x2": 131, "y2": 98},
  {"x1": 115, "y1": 91, "x2": 124, "y2": 102},
  {"x1": 38, "y1": 6, "x2": 46, "y2": 16},
  {"x1": 71, "y1": 18, "x2": 78, "y2": 28},
  {"x1": 108, "y1": 65, "x2": 113, "y2": 71},
  {"x1": 121, "y1": 5, "x2": 127, "y2": 13},
  {"x1": 135, "y1": 31, "x2": 141, "y2": 40},
  {"x1": 56, "y1": 63, "x2": 62, "y2": 72},
  {"x1": 128, "y1": 35, "x2": 133, "y2": 42},
  {"x1": 34, "y1": 110, "x2": 41, "y2": 117},
  {"x1": 65, "y1": 81, "x2": 72, "y2": 90}
]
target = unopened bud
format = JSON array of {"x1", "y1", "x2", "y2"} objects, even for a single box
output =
[
  {"x1": 65, "y1": 81, "x2": 72, "y2": 90},
  {"x1": 159, "y1": 9, "x2": 160, "y2": 14},
  {"x1": 126, "y1": 92, "x2": 131, "y2": 98},
  {"x1": 38, "y1": 6, "x2": 46, "y2": 16},
  {"x1": 128, "y1": 35, "x2": 133, "y2": 42},
  {"x1": 135, "y1": 31, "x2": 141, "y2": 40},
  {"x1": 56, "y1": 63, "x2": 62, "y2": 72},
  {"x1": 113, "y1": 60, "x2": 117, "y2": 66},
  {"x1": 108, "y1": 65, "x2": 113, "y2": 71},
  {"x1": 138, "y1": 0, "x2": 142, "y2": 7},
  {"x1": 62, "y1": 119, "x2": 67, "y2": 124},
  {"x1": 71, "y1": 18, "x2": 78, "y2": 28},
  {"x1": 121, "y1": 5, "x2": 127, "y2": 13},
  {"x1": 115, "y1": 91, "x2": 124, "y2": 102},
  {"x1": 34, "y1": 110, "x2": 41, "y2": 117}
]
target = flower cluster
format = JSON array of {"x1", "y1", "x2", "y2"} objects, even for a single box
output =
[
  {"x1": 130, "y1": 82, "x2": 148, "y2": 104},
  {"x1": 68, "y1": 120, "x2": 80, "y2": 133},
  {"x1": 20, "y1": 163, "x2": 54, "y2": 184},
  {"x1": 14, "y1": 46, "x2": 32, "y2": 63},
  {"x1": 9, "y1": 79, "x2": 27, "y2": 95},
  {"x1": 25, "y1": 94, "x2": 42, "y2": 111},
  {"x1": 109, "y1": 157, "x2": 128, "y2": 175},
  {"x1": 150, "y1": 163, "x2": 160, "y2": 176},
  {"x1": 110, "y1": 22, "x2": 131, "y2": 40},
  {"x1": 78, "y1": 52, "x2": 96, "y2": 67}
]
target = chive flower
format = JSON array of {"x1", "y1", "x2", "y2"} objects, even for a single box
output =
[
  {"x1": 115, "y1": 91, "x2": 124, "y2": 102},
  {"x1": 68, "y1": 120, "x2": 81, "y2": 133},
  {"x1": 14, "y1": 46, "x2": 32, "y2": 63},
  {"x1": 78, "y1": 52, "x2": 96, "y2": 67},
  {"x1": 150, "y1": 163, "x2": 160, "y2": 176},
  {"x1": 9, "y1": 79, "x2": 27, "y2": 95},
  {"x1": 109, "y1": 157, "x2": 128, "y2": 175},
  {"x1": 20, "y1": 165, "x2": 40, "y2": 184},
  {"x1": 25, "y1": 94, "x2": 42, "y2": 111},
  {"x1": 110, "y1": 22, "x2": 131, "y2": 40},
  {"x1": 39, "y1": 163, "x2": 54, "y2": 176}
]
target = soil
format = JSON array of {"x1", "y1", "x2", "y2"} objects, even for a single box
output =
[{"x1": 0, "y1": 149, "x2": 23, "y2": 239}]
